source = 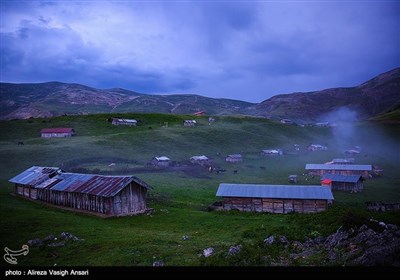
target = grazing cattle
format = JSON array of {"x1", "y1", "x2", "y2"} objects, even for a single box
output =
[
  {"x1": 233, "y1": 170, "x2": 238, "y2": 174},
  {"x1": 216, "y1": 169, "x2": 226, "y2": 174},
  {"x1": 17, "y1": 142, "x2": 24, "y2": 146}
]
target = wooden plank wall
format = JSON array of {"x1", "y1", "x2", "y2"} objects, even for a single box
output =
[
  {"x1": 223, "y1": 197, "x2": 328, "y2": 213},
  {"x1": 332, "y1": 181, "x2": 363, "y2": 192},
  {"x1": 34, "y1": 182, "x2": 148, "y2": 216}
]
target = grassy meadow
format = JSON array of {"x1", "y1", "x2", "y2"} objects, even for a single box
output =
[{"x1": 0, "y1": 113, "x2": 399, "y2": 266}]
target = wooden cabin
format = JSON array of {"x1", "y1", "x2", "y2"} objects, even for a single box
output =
[
  {"x1": 193, "y1": 111, "x2": 205, "y2": 116},
  {"x1": 260, "y1": 149, "x2": 283, "y2": 156},
  {"x1": 111, "y1": 118, "x2": 137, "y2": 126},
  {"x1": 190, "y1": 155, "x2": 211, "y2": 166},
  {"x1": 288, "y1": 175, "x2": 298, "y2": 184},
  {"x1": 9, "y1": 166, "x2": 61, "y2": 199},
  {"x1": 9, "y1": 167, "x2": 152, "y2": 216},
  {"x1": 305, "y1": 164, "x2": 372, "y2": 179},
  {"x1": 225, "y1": 154, "x2": 243, "y2": 163},
  {"x1": 321, "y1": 174, "x2": 363, "y2": 193},
  {"x1": 40, "y1": 128, "x2": 75, "y2": 138},
  {"x1": 307, "y1": 144, "x2": 327, "y2": 151},
  {"x1": 184, "y1": 120, "x2": 197, "y2": 127},
  {"x1": 151, "y1": 156, "x2": 171, "y2": 167},
  {"x1": 216, "y1": 183, "x2": 333, "y2": 214}
]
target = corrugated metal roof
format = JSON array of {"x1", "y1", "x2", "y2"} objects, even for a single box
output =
[
  {"x1": 216, "y1": 183, "x2": 334, "y2": 200},
  {"x1": 9, "y1": 166, "x2": 60, "y2": 186},
  {"x1": 306, "y1": 164, "x2": 372, "y2": 171},
  {"x1": 50, "y1": 173, "x2": 152, "y2": 197},
  {"x1": 261, "y1": 149, "x2": 280, "y2": 153},
  {"x1": 35, "y1": 177, "x2": 62, "y2": 189},
  {"x1": 50, "y1": 173, "x2": 94, "y2": 192},
  {"x1": 155, "y1": 156, "x2": 170, "y2": 161},
  {"x1": 321, "y1": 174, "x2": 362, "y2": 183},
  {"x1": 227, "y1": 154, "x2": 242, "y2": 158},
  {"x1": 40, "y1": 128, "x2": 74, "y2": 133},
  {"x1": 113, "y1": 118, "x2": 137, "y2": 123},
  {"x1": 191, "y1": 155, "x2": 208, "y2": 160},
  {"x1": 10, "y1": 166, "x2": 152, "y2": 197}
]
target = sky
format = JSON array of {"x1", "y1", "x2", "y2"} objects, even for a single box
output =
[{"x1": 0, "y1": 0, "x2": 399, "y2": 103}]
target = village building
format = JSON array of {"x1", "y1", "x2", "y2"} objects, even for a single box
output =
[
  {"x1": 184, "y1": 120, "x2": 197, "y2": 127},
  {"x1": 193, "y1": 111, "x2": 205, "y2": 116},
  {"x1": 288, "y1": 175, "x2": 298, "y2": 184},
  {"x1": 225, "y1": 154, "x2": 243, "y2": 163},
  {"x1": 305, "y1": 164, "x2": 372, "y2": 179},
  {"x1": 216, "y1": 183, "x2": 333, "y2": 213},
  {"x1": 280, "y1": 119, "x2": 293, "y2": 124},
  {"x1": 111, "y1": 118, "x2": 137, "y2": 126},
  {"x1": 344, "y1": 149, "x2": 360, "y2": 156},
  {"x1": 190, "y1": 155, "x2": 211, "y2": 166},
  {"x1": 9, "y1": 166, "x2": 152, "y2": 217},
  {"x1": 321, "y1": 174, "x2": 364, "y2": 193},
  {"x1": 9, "y1": 166, "x2": 61, "y2": 199},
  {"x1": 40, "y1": 128, "x2": 75, "y2": 138},
  {"x1": 307, "y1": 144, "x2": 327, "y2": 151},
  {"x1": 314, "y1": 122, "x2": 330, "y2": 127},
  {"x1": 151, "y1": 156, "x2": 171, "y2": 167},
  {"x1": 260, "y1": 149, "x2": 283, "y2": 156}
]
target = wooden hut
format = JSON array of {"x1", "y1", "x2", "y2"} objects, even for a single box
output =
[
  {"x1": 305, "y1": 164, "x2": 372, "y2": 179},
  {"x1": 9, "y1": 167, "x2": 152, "y2": 216},
  {"x1": 225, "y1": 154, "x2": 243, "y2": 163},
  {"x1": 190, "y1": 155, "x2": 211, "y2": 166},
  {"x1": 111, "y1": 118, "x2": 137, "y2": 126},
  {"x1": 151, "y1": 156, "x2": 171, "y2": 167},
  {"x1": 307, "y1": 144, "x2": 327, "y2": 151},
  {"x1": 40, "y1": 128, "x2": 75, "y2": 138},
  {"x1": 321, "y1": 174, "x2": 363, "y2": 193},
  {"x1": 288, "y1": 175, "x2": 298, "y2": 184},
  {"x1": 216, "y1": 183, "x2": 333, "y2": 214},
  {"x1": 184, "y1": 120, "x2": 197, "y2": 127},
  {"x1": 260, "y1": 149, "x2": 283, "y2": 156},
  {"x1": 9, "y1": 166, "x2": 61, "y2": 199}
]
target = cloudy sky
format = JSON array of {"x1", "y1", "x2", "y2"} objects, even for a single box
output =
[{"x1": 1, "y1": 0, "x2": 399, "y2": 102}]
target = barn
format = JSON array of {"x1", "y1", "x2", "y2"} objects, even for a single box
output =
[
  {"x1": 260, "y1": 149, "x2": 283, "y2": 156},
  {"x1": 151, "y1": 156, "x2": 171, "y2": 167},
  {"x1": 9, "y1": 166, "x2": 61, "y2": 199},
  {"x1": 307, "y1": 144, "x2": 327, "y2": 151},
  {"x1": 40, "y1": 128, "x2": 75, "y2": 138},
  {"x1": 190, "y1": 155, "x2": 211, "y2": 166},
  {"x1": 225, "y1": 154, "x2": 243, "y2": 163},
  {"x1": 305, "y1": 164, "x2": 372, "y2": 179},
  {"x1": 321, "y1": 174, "x2": 363, "y2": 193},
  {"x1": 111, "y1": 118, "x2": 137, "y2": 126},
  {"x1": 9, "y1": 167, "x2": 152, "y2": 216},
  {"x1": 216, "y1": 183, "x2": 333, "y2": 213},
  {"x1": 184, "y1": 120, "x2": 197, "y2": 127}
]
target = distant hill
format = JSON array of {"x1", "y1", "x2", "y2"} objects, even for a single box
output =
[
  {"x1": 256, "y1": 68, "x2": 400, "y2": 122},
  {"x1": 1, "y1": 68, "x2": 399, "y2": 121},
  {"x1": 0, "y1": 82, "x2": 256, "y2": 120}
]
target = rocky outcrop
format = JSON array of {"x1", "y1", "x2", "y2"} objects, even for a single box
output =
[{"x1": 287, "y1": 221, "x2": 400, "y2": 266}]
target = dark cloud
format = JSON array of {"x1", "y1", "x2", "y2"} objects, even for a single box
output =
[{"x1": 0, "y1": 1, "x2": 399, "y2": 102}]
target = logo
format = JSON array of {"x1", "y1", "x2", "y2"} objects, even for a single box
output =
[{"x1": 4, "y1": 245, "x2": 29, "y2": 265}]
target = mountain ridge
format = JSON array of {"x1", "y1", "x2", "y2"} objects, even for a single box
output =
[{"x1": 1, "y1": 67, "x2": 399, "y2": 121}]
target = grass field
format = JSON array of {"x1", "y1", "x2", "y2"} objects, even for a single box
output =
[{"x1": 0, "y1": 113, "x2": 399, "y2": 266}]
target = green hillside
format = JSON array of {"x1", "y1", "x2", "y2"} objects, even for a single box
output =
[{"x1": 0, "y1": 113, "x2": 399, "y2": 266}]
